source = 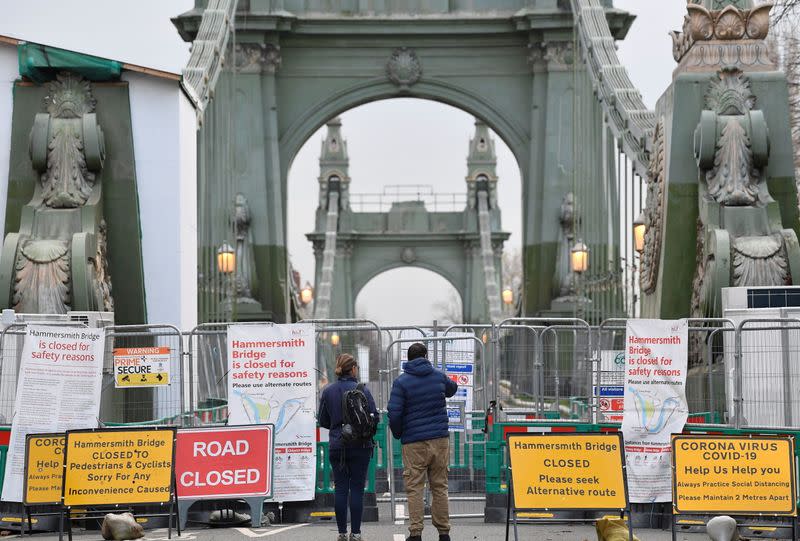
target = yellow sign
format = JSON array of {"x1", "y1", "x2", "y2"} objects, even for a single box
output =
[
  {"x1": 508, "y1": 433, "x2": 628, "y2": 510},
  {"x1": 113, "y1": 347, "x2": 170, "y2": 388},
  {"x1": 24, "y1": 434, "x2": 65, "y2": 505},
  {"x1": 63, "y1": 428, "x2": 176, "y2": 507},
  {"x1": 672, "y1": 435, "x2": 797, "y2": 516}
]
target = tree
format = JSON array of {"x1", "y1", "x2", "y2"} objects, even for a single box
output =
[
  {"x1": 432, "y1": 289, "x2": 463, "y2": 325},
  {"x1": 766, "y1": 0, "x2": 800, "y2": 190}
]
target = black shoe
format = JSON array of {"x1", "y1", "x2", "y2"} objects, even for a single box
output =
[
  {"x1": 439, "y1": 535, "x2": 451, "y2": 541},
  {"x1": 406, "y1": 536, "x2": 422, "y2": 541}
]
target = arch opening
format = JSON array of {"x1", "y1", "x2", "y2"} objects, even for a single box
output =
[{"x1": 287, "y1": 98, "x2": 522, "y2": 324}]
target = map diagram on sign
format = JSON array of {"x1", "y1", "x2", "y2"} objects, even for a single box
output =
[
  {"x1": 627, "y1": 387, "x2": 680, "y2": 434},
  {"x1": 233, "y1": 391, "x2": 310, "y2": 435}
]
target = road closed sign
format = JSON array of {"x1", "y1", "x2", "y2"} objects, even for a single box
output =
[
  {"x1": 672, "y1": 435, "x2": 796, "y2": 515},
  {"x1": 175, "y1": 425, "x2": 274, "y2": 499},
  {"x1": 62, "y1": 428, "x2": 176, "y2": 507},
  {"x1": 508, "y1": 433, "x2": 628, "y2": 511}
]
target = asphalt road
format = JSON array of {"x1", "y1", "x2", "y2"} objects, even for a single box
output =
[{"x1": 8, "y1": 521, "x2": 715, "y2": 541}]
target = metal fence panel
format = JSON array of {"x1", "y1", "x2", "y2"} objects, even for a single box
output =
[{"x1": 385, "y1": 333, "x2": 487, "y2": 521}]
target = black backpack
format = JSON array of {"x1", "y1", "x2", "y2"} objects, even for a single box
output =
[{"x1": 341, "y1": 383, "x2": 377, "y2": 445}]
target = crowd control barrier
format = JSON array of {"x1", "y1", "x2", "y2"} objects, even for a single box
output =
[{"x1": 0, "y1": 316, "x2": 799, "y2": 532}]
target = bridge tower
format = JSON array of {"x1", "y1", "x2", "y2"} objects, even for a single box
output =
[{"x1": 308, "y1": 118, "x2": 509, "y2": 323}]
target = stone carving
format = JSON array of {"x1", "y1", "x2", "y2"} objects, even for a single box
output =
[
  {"x1": 7, "y1": 72, "x2": 113, "y2": 314},
  {"x1": 732, "y1": 235, "x2": 788, "y2": 286},
  {"x1": 38, "y1": 73, "x2": 103, "y2": 208},
  {"x1": 671, "y1": 3, "x2": 772, "y2": 63},
  {"x1": 690, "y1": 67, "x2": 798, "y2": 316},
  {"x1": 232, "y1": 193, "x2": 259, "y2": 303},
  {"x1": 697, "y1": 68, "x2": 763, "y2": 206},
  {"x1": 13, "y1": 240, "x2": 70, "y2": 313},
  {"x1": 235, "y1": 43, "x2": 281, "y2": 73},
  {"x1": 528, "y1": 41, "x2": 574, "y2": 72},
  {"x1": 555, "y1": 192, "x2": 577, "y2": 298},
  {"x1": 401, "y1": 247, "x2": 416, "y2": 264},
  {"x1": 641, "y1": 118, "x2": 666, "y2": 295},
  {"x1": 386, "y1": 48, "x2": 421, "y2": 88}
]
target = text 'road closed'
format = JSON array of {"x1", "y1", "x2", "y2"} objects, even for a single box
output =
[
  {"x1": 672, "y1": 435, "x2": 796, "y2": 515},
  {"x1": 175, "y1": 425, "x2": 273, "y2": 500},
  {"x1": 508, "y1": 433, "x2": 628, "y2": 510}
]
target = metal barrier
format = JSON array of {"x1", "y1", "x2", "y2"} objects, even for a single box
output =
[
  {"x1": 734, "y1": 318, "x2": 800, "y2": 429},
  {"x1": 384, "y1": 334, "x2": 486, "y2": 521},
  {"x1": 102, "y1": 324, "x2": 185, "y2": 425}
]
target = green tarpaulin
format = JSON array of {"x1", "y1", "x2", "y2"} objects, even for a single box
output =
[{"x1": 18, "y1": 42, "x2": 122, "y2": 83}]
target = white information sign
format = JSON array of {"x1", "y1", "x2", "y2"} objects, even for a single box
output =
[
  {"x1": 1, "y1": 325, "x2": 106, "y2": 502},
  {"x1": 227, "y1": 324, "x2": 317, "y2": 502},
  {"x1": 622, "y1": 319, "x2": 689, "y2": 503}
]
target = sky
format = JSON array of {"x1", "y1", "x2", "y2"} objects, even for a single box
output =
[{"x1": 0, "y1": 1, "x2": 686, "y2": 326}]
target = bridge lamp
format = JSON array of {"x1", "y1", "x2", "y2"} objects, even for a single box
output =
[
  {"x1": 502, "y1": 288, "x2": 514, "y2": 305},
  {"x1": 300, "y1": 284, "x2": 313, "y2": 305},
  {"x1": 216, "y1": 243, "x2": 236, "y2": 274},
  {"x1": 633, "y1": 213, "x2": 646, "y2": 253},
  {"x1": 330, "y1": 333, "x2": 340, "y2": 346},
  {"x1": 570, "y1": 241, "x2": 589, "y2": 274}
]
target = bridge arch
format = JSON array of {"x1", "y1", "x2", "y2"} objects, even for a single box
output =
[{"x1": 280, "y1": 79, "x2": 530, "y2": 178}]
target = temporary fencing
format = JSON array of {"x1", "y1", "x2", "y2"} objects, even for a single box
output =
[
  {"x1": 0, "y1": 316, "x2": 799, "y2": 524},
  {"x1": 385, "y1": 333, "x2": 487, "y2": 520}
]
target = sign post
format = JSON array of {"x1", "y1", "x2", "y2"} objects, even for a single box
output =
[
  {"x1": 175, "y1": 425, "x2": 274, "y2": 529},
  {"x1": 505, "y1": 433, "x2": 633, "y2": 541},
  {"x1": 671, "y1": 434, "x2": 797, "y2": 541}
]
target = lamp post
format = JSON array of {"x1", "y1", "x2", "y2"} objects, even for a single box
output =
[
  {"x1": 300, "y1": 283, "x2": 313, "y2": 305},
  {"x1": 217, "y1": 243, "x2": 236, "y2": 274},
  {"x1": 570, "y1": 240, "x2": 589, "y2": 274},
  {"x1": 633, "y1": 213, "x2": 646, "y2": 253}
]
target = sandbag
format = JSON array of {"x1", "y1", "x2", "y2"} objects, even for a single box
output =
[
  {"x1": 706, "y1": 516, "x2": 739, "y2": 541},
  {"x1": 595, "y1": 518, "x2": 640, "y2": 541},
  {"x1": 101, "y1": 513, "x2": 144, "y2": 541}
]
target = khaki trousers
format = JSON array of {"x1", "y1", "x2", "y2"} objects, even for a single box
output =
[{"x1": 401, "y1": 436, "x2": 450, "y2": 536}]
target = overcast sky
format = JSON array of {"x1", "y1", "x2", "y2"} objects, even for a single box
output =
[{"x1": 0, "y1": 1, "x2": 686, "y2": 325}]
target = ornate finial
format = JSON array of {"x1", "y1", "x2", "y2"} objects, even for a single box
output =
[
  {"x1": 671, "y1": 2, "x2": 772, "y2": 63},
  {"x1": 386, "y1": 48, "x2": 422, "y2": 89},
  {"x1": 235, "y1": 43, "x2": 282, "y2": 74}
]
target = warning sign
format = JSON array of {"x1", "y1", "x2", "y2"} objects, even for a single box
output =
[
  {"x1": 672, "y1": 435, "x2": 796, "y2": 515},
  {"x1": 176, "y1": 425, "x2": 274, "y2": 499},
  {"x1": 508, "y1": 433, "x2": 628, "y2": 510},
  {"x1": 113, "y1": 347, "x2": 170, "y2": 388},
  {"x1": 62, "y1": 428, "x2": 176, "y2": 507},
  {"x1": 23, "y1": 434, "x2": 64, "y2": 505}
]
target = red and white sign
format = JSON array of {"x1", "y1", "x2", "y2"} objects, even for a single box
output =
[{"x1": 175, "y1": 425, "x2": 274, "y2": 499}]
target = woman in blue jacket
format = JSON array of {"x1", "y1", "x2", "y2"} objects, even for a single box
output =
[{"x1": 318, "y1": 353, "x2": 378, "y2": 541}]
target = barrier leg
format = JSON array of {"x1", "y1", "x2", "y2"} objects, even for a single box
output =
[
  {"x1": 177, "y1": 498, "x2": 194, "y2": 532},
  {"x1": 244, "y1": 497, "x2": 264, "y2": 528},
  {"x1": 626, "y1": 510, "x2": 633, "y2": 541},
  {"x1": 670, "y1": 514, "x2": 676, "y2": 541},
  {"x1": 58, "y1": 508, "x2": 63, "y2": 541},
  {"x1": 168, "y1": 499, "x2": 173, "y2": 540}
]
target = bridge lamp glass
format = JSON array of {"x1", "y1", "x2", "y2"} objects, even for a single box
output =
[
  {"x1": 633, "y1": 213, "x2": 646, "y2": 253},
  {"x1": 216, "y1": 243, "x2": 236, "y2": 274},
  {"x1": 502, "y1": 288, "x2": 514, "y2": 305},
  {"x1": 330, "y1": 333, "x2": 340, "y2": 346},
  {"x1": 300, "y1": 284, "x2": 313, "y2": 305},
  {"x1": 570, "y1": 241, "x2": 589, "y2": 274}
]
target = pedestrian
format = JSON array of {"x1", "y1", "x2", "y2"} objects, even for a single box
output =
[
  {"x1": 318, "y1": 353, "x2": 378, "y2": 541},
  {"x1": 388, "y1": 342, "x2": 458, "y2": 541}
]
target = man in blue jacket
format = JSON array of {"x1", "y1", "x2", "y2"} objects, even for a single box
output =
[{"x1": 388, "y1": 342, "x2": 458, "y2": 541}]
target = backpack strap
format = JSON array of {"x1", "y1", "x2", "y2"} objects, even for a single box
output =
[{"x1": 356, "y1": 383, "x2": 365, "y2": 392}]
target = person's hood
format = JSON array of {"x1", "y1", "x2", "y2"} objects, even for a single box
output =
[{"x1": 404, "y1": 357, "x2": 434, "y2": 376}]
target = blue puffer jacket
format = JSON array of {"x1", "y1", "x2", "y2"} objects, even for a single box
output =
[{"x1": 387, "y1": 358, "x2": 458, "y2": 444}]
